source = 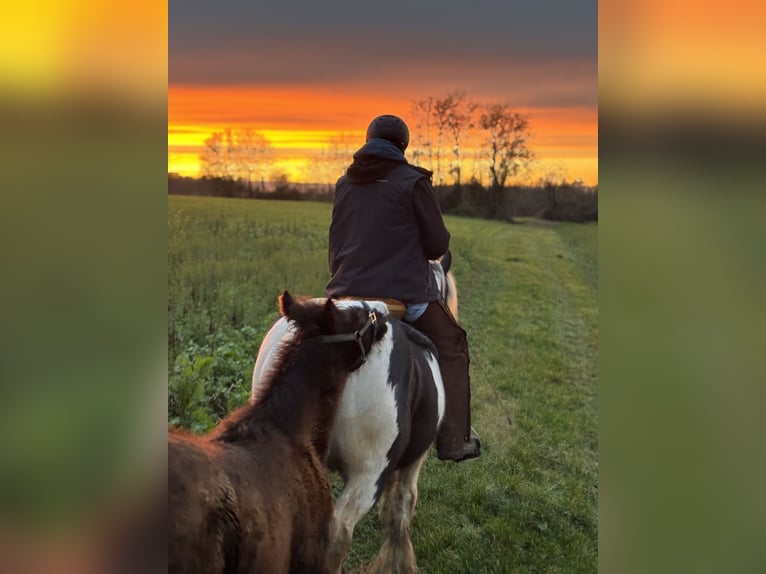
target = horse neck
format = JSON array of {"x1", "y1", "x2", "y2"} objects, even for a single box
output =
[{"x1": 215, "y1": 343, "x2": 348, "y2": 457}]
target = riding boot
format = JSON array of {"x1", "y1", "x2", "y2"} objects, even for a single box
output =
[{"x1": 409, "y1": 301, "x2": 481, "y2": 463}]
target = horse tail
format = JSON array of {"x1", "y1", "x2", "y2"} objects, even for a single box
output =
[
  {"x1": 436, "y1": 250, "x2": 459, "y2": 319},
  {"x1": 440, "y1": 263, "x2": 459, "y2": 322}
]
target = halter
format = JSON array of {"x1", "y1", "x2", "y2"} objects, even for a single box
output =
[{"x1": 308, "y1": 301, "x2": 379, "y2": 371}]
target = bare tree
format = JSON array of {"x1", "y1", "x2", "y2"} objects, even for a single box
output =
[
  {"x1": 441, "y1": 91, "x2": 478, "y2": 187},
  {"x1": 412, "y1": 91, "x2": 478, "y2": 186},
  {"x1": 410, "y1": 96, "x2": 436, "y2": 169},
  {"x1": 535, "y1": 160, "x2": 568, "y2": 188},
  {"x1": 233, "y1": 128, "x2": 271, "y2": 192},
  {"x1": 431, "y1": 94, "x2": 456, "y2": 185},
  {"x1": 199, "y1": 128, "x2": 272, "y2": 193},
  {"x1": 199, "y1": 130, "x2": 235, "y2": 180},
  {"x1": 478, "y1": 104, "x2": 533, "y2": 189},
  {"x1": 316, "y1": 132, "x2": 359, "y2": 190}
]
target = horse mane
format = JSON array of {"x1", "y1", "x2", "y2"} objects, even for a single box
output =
[
  {"x1": 212, "y1": 316, "x2": 332, "y2": 445},
  {"x1": 214, "y1": 298, "x2": 386, "y2": 447}
]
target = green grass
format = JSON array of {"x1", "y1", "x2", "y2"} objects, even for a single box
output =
[{"x1": 168, "y1": 196, "x2": 598, "y2": 573}]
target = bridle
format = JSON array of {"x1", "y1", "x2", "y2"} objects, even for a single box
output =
[{"x1": 306, "y1": 301, "x2": 380, "y2": 371}]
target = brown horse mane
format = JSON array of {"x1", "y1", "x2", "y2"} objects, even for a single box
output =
[
  {"x1": 211, "y1": 296, "x2": 386, "y2": 456},
  {"x1": 212, "y1": 325, "x2": 333, "y2": 445}
]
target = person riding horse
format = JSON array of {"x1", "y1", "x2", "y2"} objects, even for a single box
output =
[{"x1": 326, "y1": 114, "x2": 481, "y2": 463}]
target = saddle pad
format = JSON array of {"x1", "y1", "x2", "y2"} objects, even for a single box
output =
[{"x1": 340, "y1": 297, "x2": 407, "y2": 320}]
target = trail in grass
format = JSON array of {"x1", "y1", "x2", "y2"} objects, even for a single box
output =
[{"x1": 404, "y1": 218, "x2": 599, "y2": 574}]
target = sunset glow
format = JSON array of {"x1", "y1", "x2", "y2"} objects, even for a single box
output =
[
  {"x1": 169, "y1": 2, "x2": 597, "y2": 186},
  {"x1": 168, "y1": 86, "x2": 598, "y2": 185}
]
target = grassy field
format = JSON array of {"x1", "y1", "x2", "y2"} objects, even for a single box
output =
[{"x1": 168, "y1": 195, "x2": 598, "y2": 573}]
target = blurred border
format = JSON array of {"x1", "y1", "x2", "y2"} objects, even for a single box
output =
[
  {"x1": 0, "y1": 2, "x2": 167, "y2": 573},
  {"x1": 601, "y1": 0, "x2": 766, "y2": 572},
  {"x1": 3, "y1": 0, "x2": 765, "y2": 572}
]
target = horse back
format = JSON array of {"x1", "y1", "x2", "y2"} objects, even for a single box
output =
[
  {"x1": 169, "y1": 433, "x2": 334, "y2": 574},
  {"x1": 168, "y1": 436, "x2": 241, "y2": 574},
  {"x1": 220, "y1": 440, "x2": 335, "y2": 573}
]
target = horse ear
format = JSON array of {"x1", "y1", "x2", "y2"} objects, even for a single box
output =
[
  {"x1": 320, "y1": 298, "x2": 337, "y2": 332},
  {"x1": 278, "y1": 290, "x2": 295, "y2": 317}
]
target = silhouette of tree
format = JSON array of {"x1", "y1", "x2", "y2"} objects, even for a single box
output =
[
  {"x1": 410, "y1": 96, "x2": 436, "y2": 170},
  {"x1": 199, "y1": 128, "x2": 272, "y2": 194},
  {"x1": 411, "y1": 92, "x2": 479, "y2": 186},
  {"x1": 478, "y1": 103, "x2": 533, "y2": 189},
  {"x1": 316, "y1": 131, "x2": 358, "y2": 190},
  {"x1": 441, "y1": 91, "x2": 478, "y2": 187}
]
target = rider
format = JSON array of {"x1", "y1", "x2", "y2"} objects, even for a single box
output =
[{"x1": 326, "y1": 114, "x2": 481, "y2": 463}]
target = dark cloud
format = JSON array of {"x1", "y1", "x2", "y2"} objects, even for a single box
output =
[
  {"x1": 170, "y1": 0, "x2": 597, "y2": 92},
  {"x1": 170, "y1": 0, "x2": 596, "y2": 47}
]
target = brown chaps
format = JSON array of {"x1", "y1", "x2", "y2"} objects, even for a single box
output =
[{"x1": 409, "y1": 300, "x2": 472, "y2": 454}]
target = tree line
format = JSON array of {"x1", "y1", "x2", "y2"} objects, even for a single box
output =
[
  {"x1": 196, "y1": 90, "x2": 538, "y2": 190},
  {"x1": 198, "y1": 128, "x2": 272, "y2": 192},
  {"x1": 169, "y1": 173, "x2": 597, "y2": 223},
  {"x1": 409, "y1": 91, "x2": 534, "y2": 189},
  {"x1": 176, "y1": 90, "x2": 596, "y2": 222}
]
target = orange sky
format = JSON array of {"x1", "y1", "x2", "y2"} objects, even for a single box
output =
[
  {"x1": 168, "y1": 85, "x2": 598, "y2": 185},
  {"x1": 169, "y1": 2, "x2": 597, "y2": 186}
]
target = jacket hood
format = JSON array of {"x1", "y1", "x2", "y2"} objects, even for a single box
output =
[{"x1": 345, "y1": 138, "x2": 408, "y2": 183}]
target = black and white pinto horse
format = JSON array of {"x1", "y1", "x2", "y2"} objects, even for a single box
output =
[{"x1": 252, "y1": 257, "x2": 458, "y2": 574}]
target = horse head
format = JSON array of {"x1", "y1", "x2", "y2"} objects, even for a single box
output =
[{"x1": 278, "y1": 290, "x2": 388, "y2": 372}]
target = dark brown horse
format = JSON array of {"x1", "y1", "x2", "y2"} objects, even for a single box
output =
[{"x1": 169, "y1": 292, "x2": 387, "y2": 574}]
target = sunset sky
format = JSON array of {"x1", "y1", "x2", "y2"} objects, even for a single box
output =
[{"x1": 169, "y1": 0, "x2": 598, "y2": 185}]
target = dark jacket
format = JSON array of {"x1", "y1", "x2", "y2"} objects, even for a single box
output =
[{"x1": 326, "y1": 138, "x2": 450, "y2": 304}]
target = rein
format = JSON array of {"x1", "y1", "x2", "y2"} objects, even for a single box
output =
[{"x1": 306, "y1": 301, "x2": 379, "y2": 370}]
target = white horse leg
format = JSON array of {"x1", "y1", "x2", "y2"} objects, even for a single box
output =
[
  {"x1": 366, "y1": 452, "x2": 428, "y2": 574},
  {"x1": 326, "y1": 470, "x2": 384, "y2": 574}
]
